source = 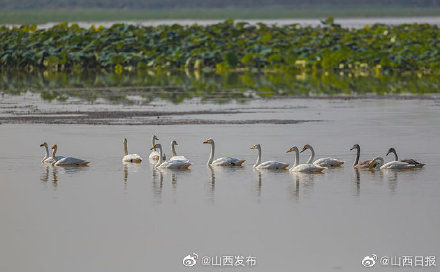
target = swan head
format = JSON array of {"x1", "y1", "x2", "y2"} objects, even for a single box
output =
[
  {"x1": 203, "y1": 139, "x2": 213, "y2": 144},
  {"x1": 151, "y1": 144, "x2": 161, "y2": 150},
  {"x1": 51, "y1": 144, "x2": 57, "y2": 151},
  {"x1": 153, "y1": 135, "x2": 159, "y2": 141},
  {"x1": 300, "y1": 144, "x2": 312, "y2": 153},
  {"x1": 350, "y1": 144, "x2": 360, "y2": 151},
  {"x1": 286, "y1": 146, "x2": 298, "y2": 153},
  {"x1": 40, "y1": 142, "x2": 48, "y2": 147},
  {"x1": 123, "y1": 138, "x2": 127, "y2": 144},
  {"x1": 250, "y1": 144, "x2": 261, "y2": 150},
  {"x1": 171, "y1": 140, "x2": 178, "y2": 146},
  {"x1": 386, "y1": 147, "x2": 396, "y2": 156}
]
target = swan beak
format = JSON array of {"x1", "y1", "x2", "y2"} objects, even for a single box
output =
[
  {"x1": 386, "y1": 151, "x2": 391, "y2": 156},
  {"x1": 51, "y1": 145, "x2": 56, "y2": 149},
  {"x1": 40, "y1": 144, "x2": 44, "y2": 147},
  {"x1": 203, "y1": 140, "x2": 209, "y2": 144},
  {"x1": 150, "y1": 144, "x2": 157, "y2": 150},
  {"x1": 250, "y1": 145, "x2": 257, "y2": 149},
  {"x1": 300, "y1": 147, "x2": 306, "y2": 153},
  {"x1": 286, "y1": 147, "x2": 293, "y2": 153}
]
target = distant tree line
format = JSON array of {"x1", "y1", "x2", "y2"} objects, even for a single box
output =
[{"x1": 0, "y1": 0, "x2": 439, "y2": 9}]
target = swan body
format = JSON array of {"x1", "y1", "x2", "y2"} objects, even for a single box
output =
[
  {"x1": 40, "y1": 142, "x2": 64, "y2": 163},
  {"x1": 387, "y1": 147, "x2": 424, "y2": 168},
  {"x1": 203, "y1": 139, "x2": 245, "y2": 166},
  {"x1": 169, "y1": 140, "x2": 189, "y2": 162},
  {"x1": 51, "y1": 145, "x2": 89, "y2": 166},
  {"x1": 122, "y1": 138, "x2": 142, "y2": 163},
  {"x1": 369, "y1": 157, "x2": 415, "y2": 170},
  {"x1": 251, "y1": 144, "x2": 289, "y2": 170},
  {"x1": 287, "y1": 146, "x2": 325, "y2": 173},
  {"x1": 152, "y1": 144, "x2": 191, "y2": 169},
  {"x1": 149, "y1": 135, "x2": 160, "y2": 160},
  {"x1": 350, "y1": 144, "x2": 376, "y2": 169},
  {"x1": 301, "y1": 144, "x2": 344, "y2": 167}
]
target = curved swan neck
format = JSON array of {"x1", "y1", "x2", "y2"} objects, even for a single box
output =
[
  {"x1": 392, "y1": 149, "x2": 398, "y2": 161},
  {"x1": 152, "y1": 136, "x2": 157, "y2": 150},
  {"x1": 123, "y1": 141, "x2": 128, "y2": 156},
  {"x1": 52, "y1": 146, "x2": 57, "y2": 158},
  {"x1": 43, "y1": 145, "x2": 49, "y2": 160},
  {"x1": 254, "y1": 146, "x2": 261, "y2": 167},
  {"x1": 171, "y1": 142, "x2": 177, "y2": 157},
  {"x1": 307, "y1": 146, "x2": 315, "y2": 164},
  {"x1": 208, "y1": 142, "x2": 215, "y2": 165},
  {"x1": 155, "y1": 144, "x2": 163, "y2": 167},
  {"x1": 353, "y1": 146, "x2": 360, "y2": 167}
]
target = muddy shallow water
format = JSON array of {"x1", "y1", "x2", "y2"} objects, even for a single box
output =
[{"x1": 0, "y1": 98, "x2": 439, "y2": 272}]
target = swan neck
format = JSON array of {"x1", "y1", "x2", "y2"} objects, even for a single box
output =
[
  {"x1": 254, "y1": 146, "x2": 261, "y2": 167},
  {"x1": 294, "y1": 149, "x2": 299, "y2": 167},
  {"x1": 208, "y1": 142, "x2": 215, "y2": 165},
  {"x1": 155, "y1": 145, "x2": 163, "y2": 167},
  {"x1": 307, "y1": 146, "x2": 315, "y2": 164},
  {"x1": 392, "y1": 150, "x2": 398, "y2": 161},
  {"x1": 123, "y1": 141, "x2": 128, "y2": 156},
  {"x1": 171, "y1": 142, "x2": 177, "y2": 157},
  {"x1": 353, "y1": 146, "x2": 360, "y2": 167},
  {"x1": 52, "y1": 147, "x2": 57, "y2": 159},
  {"x1": 44, "y1": 145, "x2": 49, "y2": 159}
]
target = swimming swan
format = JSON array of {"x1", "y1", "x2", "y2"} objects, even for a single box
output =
[
  {"x1": 350, "y1": 144, "x2": 377, "y2": 169},
  {"x1": 287, "y1": 146, "x2": 325, "y2": 173},
  {"x1": 170, "y1": 140, "x2": 189, "y2": 161},
  {"x1": 300, "y1": 144, "x2": 344, "y2": 167},
  {"x1": 40, "y1": 142, "x2": 64, "y2": 163},
  {"x1": 369, "y1": 157, "x2": 416, "y2": 170},
  {"x1": 149, "y1": 135, "x2": 160, "y2": 161},
  {"x1": 251, "y1": 144, "x2": 289, "y2": 170},
  {"x1": 386, "y1": 147, "x2": 424, "y2": 168},
  {"x1": 203, "y1": 138, "x2": 245, "y2": 166},
  {"x1": 122, "y1": 138, "x2": 142, "y2": 163},
  {"x1": 151, "y1": 144, "x2": 191, "y2": 169},
  {"x1": 51, "y1": 145, "x2": 89, "y2": 166}
]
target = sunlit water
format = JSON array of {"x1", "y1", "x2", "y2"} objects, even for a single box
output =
[{"x1": 0, "y1": 98, "x2": 439, "y2": 271}]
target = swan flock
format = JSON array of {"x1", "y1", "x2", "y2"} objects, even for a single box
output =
[{"x1": 40, "y1": 137, "x2": 425, "y2": 172}]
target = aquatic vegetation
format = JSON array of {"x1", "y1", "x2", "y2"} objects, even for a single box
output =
[{"x1": 1, "y1": 20, "x2": 440, "y2": 72}]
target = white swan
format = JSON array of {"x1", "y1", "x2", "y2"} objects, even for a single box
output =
[
  {"x1": 51, "y1": 145, "x2": 89, "y2": 166},
  {"x1": 40, "y1": 142, "x2": 64, "y2": 163},
  {"x1": 203, "y1": 138, "x2": 245, "y2": 166},
  {"x1": 301, "y1": 144, "x2": 344, "y2": 167},
  {"x1": 251, "y1": 144, "x2": 289, "y2": 170},
  {"x1": 369, "y1": 157, "x2": 416, "y2": 170},
  {"x1": 387, "y1": 147, "x2": 425, "y2": 168},
  {"x1": 169, "y1": 140, "x2": 189, "y2": 161},
  {"x1": 149, "y1": 135, "x2": 160, "y2": 161},
  {"x1": 287, "y1": 146, "x2": 326, "y2": 173},
  {"x1": 151, "y1": 144, "x2": 191, "y2": 169},
  {"x1": 122, "y1": 138, "x2": 142, "y2": 163}
]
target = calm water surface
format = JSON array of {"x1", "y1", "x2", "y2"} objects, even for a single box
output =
[{"x1": 0, "y1": 98, "x2": 439, "y2": 271}]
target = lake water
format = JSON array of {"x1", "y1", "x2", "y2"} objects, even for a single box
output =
[
  {"x1": 15, "y1": 17, "x2": 440, "y2": 29},
  {"x1": 0, "y1": 96, "x2": 439, "y2": 271}
]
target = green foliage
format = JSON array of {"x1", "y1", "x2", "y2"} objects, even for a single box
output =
[{"x1": 1, "y1": 20, "x2": 440, "y2": 72}]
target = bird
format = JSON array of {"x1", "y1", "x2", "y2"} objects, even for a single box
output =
[
  {"x1": 386, "y1": 147, "x2": 424, "y2": 168},
  {"x1": 169, "y1": 140, "x2": 189, "y2": 162},
  {"x1": 250, "y1": 144, "x2": 289, "y2": 170},
  {"x1": 122, "y1": 138, "x2": 142, "y2": 163},
  {"x1": 350, "y1": 144, "x2": 377, "y2": 169},
  {"x1": 51, "y1": 145, "x2": 89, "y2": 166},
  {"x1": 203, "y1": 138, "x2": 245, "y2": 166},
  {"x1": 368, "y1": 157, "x2": 416, "y2": 170},
  {"x1": 300, "y1": 144, "x2": 344, "y2": 167},
  {"x1": 149, "y1": 135, "x2": 160, "y2": 161},
  {"x1": 40, "y1": 142, "x2": 64, "y2": 163},
  {"x1": 151, "y1": 144, "x2": 191, "y2": 169},
  {"x1": 287, "y1": 146, "x2": 326, "y2": 173}
]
